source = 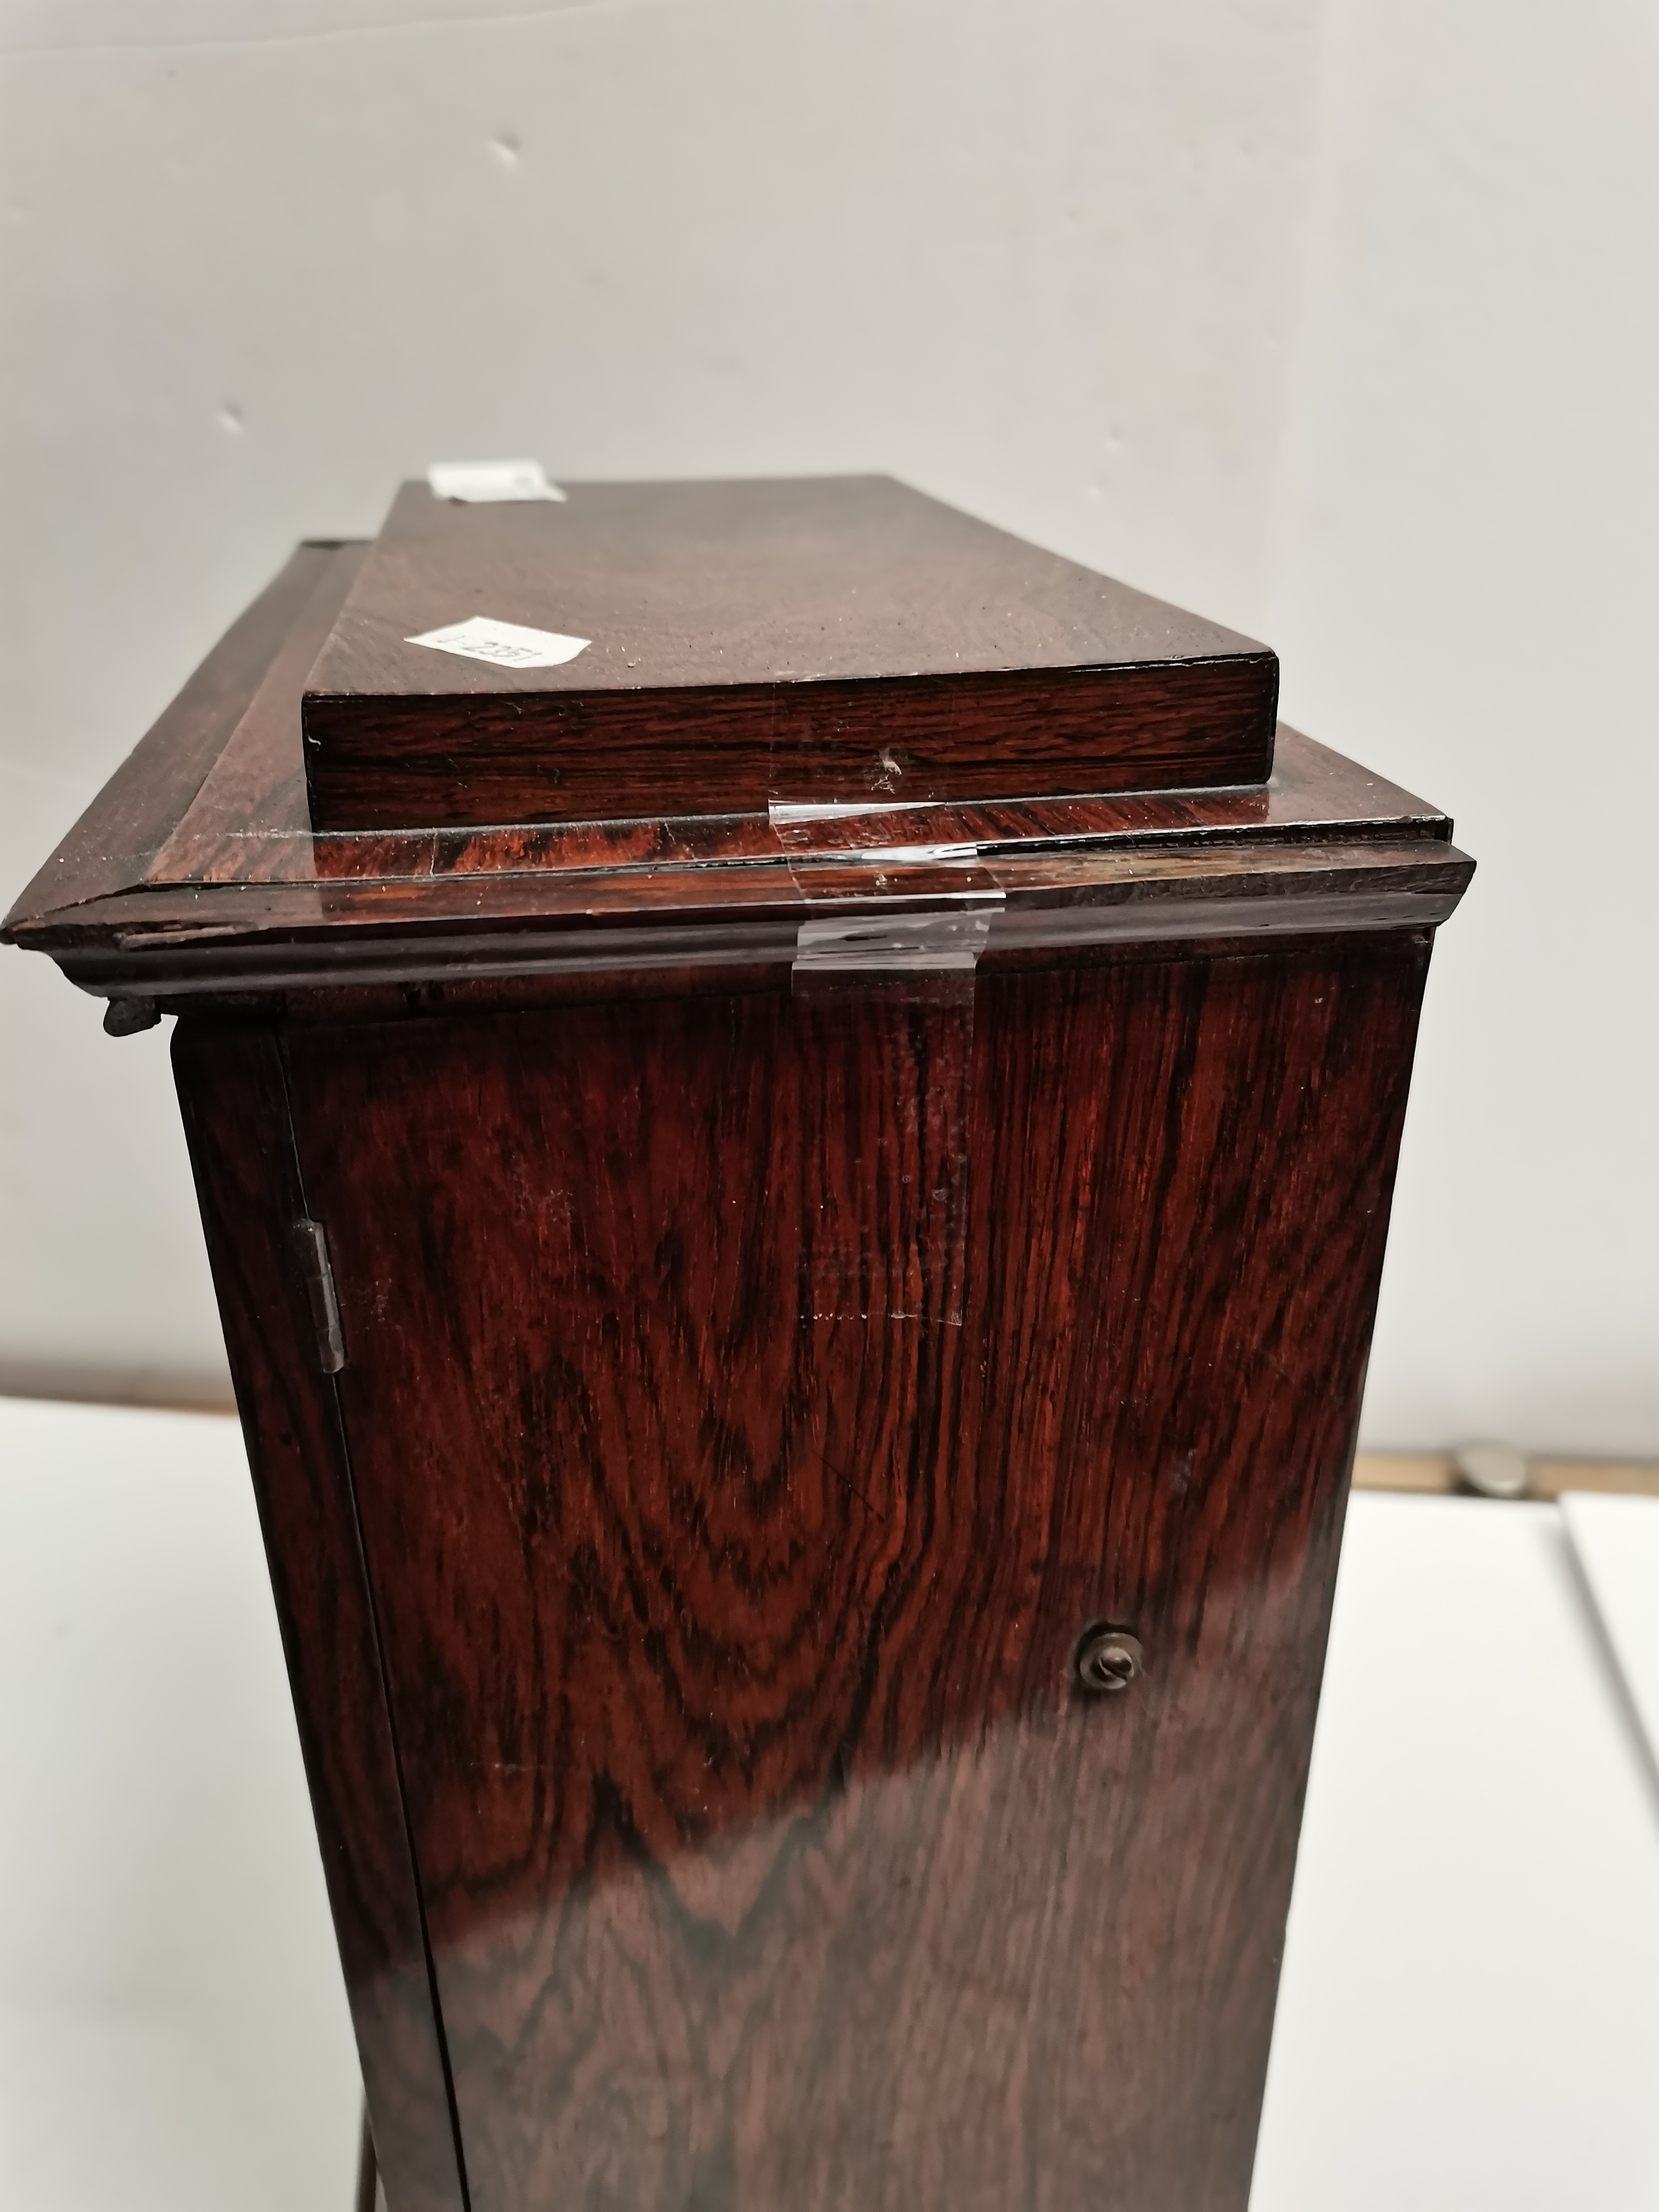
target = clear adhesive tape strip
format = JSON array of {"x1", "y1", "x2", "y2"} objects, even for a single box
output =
[
  {"x1": 789, "y1": 900, "x2": 1001, "y2": 1330},
  {"x1": 791, "y1": 905, "x2": 1000, "y2": 978}
]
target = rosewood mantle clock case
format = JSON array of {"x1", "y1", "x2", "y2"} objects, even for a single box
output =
[{"x1": 4, "y1": 477, "x2": 1472, "y2": 2212}]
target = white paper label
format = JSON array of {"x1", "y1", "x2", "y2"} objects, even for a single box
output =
[
  {"x1": 427, "y1": 458, "x2": 566, "y2": 503},
  {"x1": 405, "y1": 615, "x2": 590, "y2": 670}
]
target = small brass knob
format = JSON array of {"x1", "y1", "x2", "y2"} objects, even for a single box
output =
[{"x1": 1075, "y1": 1626, "x2": 1144, "y2": 1695}]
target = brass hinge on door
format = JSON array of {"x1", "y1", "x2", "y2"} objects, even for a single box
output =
[{"x1": 290, "y1": 1217, "x2": 348, "y2": 1374}]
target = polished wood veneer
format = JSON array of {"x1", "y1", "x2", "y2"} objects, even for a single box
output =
[
  {"x1": 269, "y1": 935, "x2": 1424, "y2": 2211},
  {"x1": 4, "y1": 501, "x2": 1472, "y2": 2212},
  {"x1": 301, "y1": 478, "x2": 1279, "y2": 829}
]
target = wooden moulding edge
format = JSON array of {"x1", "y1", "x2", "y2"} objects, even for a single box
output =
[{"x1": 48, "y1": 849, "x2": 1473, "y2": 1005}]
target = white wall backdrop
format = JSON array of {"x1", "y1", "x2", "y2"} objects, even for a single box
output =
[
  {"x1": 1, "y1": 0, "x2": 1654, "y2": 1449},
  {"x1": 1267, "y1": 0, "x2": 1659, "y2": 1452}
]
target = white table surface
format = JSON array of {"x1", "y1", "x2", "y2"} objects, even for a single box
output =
[
  {"x1": 2, "y1": 1399, "x2": 1656, "y2": 2212},
  {"x1": 1559, "y1": 1491, "x2": 1659, "y2": 1785},
  {"x1": 1253, "y1": 1490, "x2": 1659, "y2": 2212}
]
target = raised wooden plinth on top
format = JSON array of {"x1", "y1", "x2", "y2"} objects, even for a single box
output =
[{"x1": 300, "y1": 477, "x2": 1279, "y2": 829}]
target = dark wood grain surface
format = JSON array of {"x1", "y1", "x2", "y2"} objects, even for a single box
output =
[
  {"x1": 3, "y1": 532, "x2": 1470, "y2": 1009},
  {"x1": 7, "y1": 563, "x2": 1470, "y2": 1010},
  {"x1": 302, "y1": 658, "x2": 1277, "y2": 832},
  {"x1": 315, "y1": 478, "x2": 1272, "y2": 697},
  {"x1": 22, "y1": 839, "x2": 1467, "y2": 1007},
  {"x1": 149, "y1": 708, "x2": 1455, "y2": 892},
  {"x1": 171, "y1": 1022, "x2": 469, "y2": 2212},
  {"x1": 301, "y1": 479, "x2": 1278, "y2": 828},
  {"x1": 271, "y1": 930, "x2": 1431, "y2": 2211}
]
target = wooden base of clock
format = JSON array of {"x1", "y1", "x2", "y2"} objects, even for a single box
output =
[{"x1": 3, "y1": 483, "x2": 1472, "y2": 2212}]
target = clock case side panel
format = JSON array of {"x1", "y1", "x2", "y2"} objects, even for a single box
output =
[
  {"x1": 171, "y1": 1019, "x2": 469, "y2": 2212},
  {"x1": 264, "y1": 924, "x2": 1436, "y2": 2212}
]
